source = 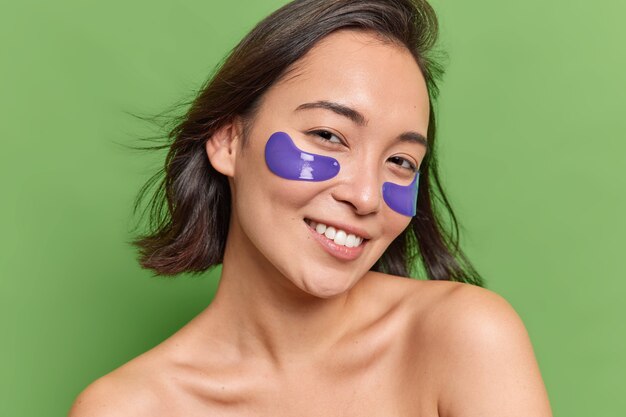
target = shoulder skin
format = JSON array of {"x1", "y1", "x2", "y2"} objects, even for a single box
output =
[
  {"x1": 412, "y1": 282, "x2": 553, "y2": 417},
  {"x1": 68, "y1": 365, "x2": 164, "y2": 417}
]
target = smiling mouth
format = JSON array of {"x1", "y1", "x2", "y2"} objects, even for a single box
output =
[{"x1": 304, "y1": 218, "x2": 368, "y2": 248}]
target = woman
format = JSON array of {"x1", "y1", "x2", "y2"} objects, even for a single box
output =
[{"x1": 70, "y1": 0, "x2": 553, "y2": 415}]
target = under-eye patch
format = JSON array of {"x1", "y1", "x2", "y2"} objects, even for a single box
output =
[
  {"x1": 264, "y1": 131, "x2": 340, "y2": 181},
  {"x1": 382, "y1": 173, "x2": 419, "y2": 217},
  {"x1": 264, "y1": 131, "x2": 419, "y2": 217}
]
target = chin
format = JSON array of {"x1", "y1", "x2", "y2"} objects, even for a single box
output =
[{"x1": 298, "y1": 272, "x2": 357, "y2": 299}]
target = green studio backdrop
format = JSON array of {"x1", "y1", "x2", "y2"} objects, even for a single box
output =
[{"x1": 1, "y1": 0, "x2": 625, "y2": 415}]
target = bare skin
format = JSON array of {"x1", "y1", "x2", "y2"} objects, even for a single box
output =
[{"x1": 70, "y1": 30, "x2": 552, "y2": 416}]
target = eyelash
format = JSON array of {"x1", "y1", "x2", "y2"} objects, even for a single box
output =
[
  {"x1": 388, "y1": 156, "x2": 418, "y2": 172},
  {"x1": 308, "y1": 129, "x2": 418, "y2": 173},
  {"x1": 309, "y1": 129, "x2": 344, "y2": 146}
]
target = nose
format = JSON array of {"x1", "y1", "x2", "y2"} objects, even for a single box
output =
[{"x1": 330, "y1": 168, "x2": 383, "y2": 216}]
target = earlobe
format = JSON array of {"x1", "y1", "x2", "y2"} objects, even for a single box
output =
[{"x1": 205, "y1": 122, "x2": 240, "y2": 177}]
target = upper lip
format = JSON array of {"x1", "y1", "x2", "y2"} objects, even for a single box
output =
[{"x1": 305, "y1": 217, "x2": 373, "y2": 240}]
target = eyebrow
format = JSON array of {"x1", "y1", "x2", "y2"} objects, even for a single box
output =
[{"x1": 294, "y1": 100, "x2": 428, "y2": 148}]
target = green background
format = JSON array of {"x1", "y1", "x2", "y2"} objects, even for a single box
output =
[{"x1": 1, "y1": 0, "x2": 624, "y2": 415}]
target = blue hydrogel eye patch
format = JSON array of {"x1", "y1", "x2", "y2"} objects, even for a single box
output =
[
  {"x1": 264, "y1": 131, "x2": 419, "y2": 216},
  {"x1": 264, "y1": 131, "x2": 340, "y2": 181},
  {"x1": 382, "y1": 172, "x2": 419, "y2": 217}
]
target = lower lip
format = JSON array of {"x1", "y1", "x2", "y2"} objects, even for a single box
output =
[{"x1": 304, "y1": 221, "x2": 367, "y2": 261}]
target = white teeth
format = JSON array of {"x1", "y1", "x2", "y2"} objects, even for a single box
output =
[
  {"x1": 334, "y1": 230, "x2": 347, "y2": 246},
  {"x1": 308, "y1": 219, "x2": 365, "y2": 248}
]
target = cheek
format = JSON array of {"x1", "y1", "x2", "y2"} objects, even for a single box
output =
[
  {"x1": 266, "y1": 180, "x2": 323, "y2": 210},
  {"x1": 237, "y1": 132, "x2": 335, "y2": 210},
  {"x1": 234, "y1": 150, "x2": 322, "y2": 215},
  {"x1": 385, "y1": 211, "x2": 413, "y2": 240}
]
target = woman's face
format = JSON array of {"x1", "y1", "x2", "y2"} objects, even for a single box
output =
[{"x1": 229, "y1": 30, "x2": 430, "y2": 298}]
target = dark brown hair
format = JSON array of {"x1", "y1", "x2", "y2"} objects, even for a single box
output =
[{"x1": 130, "y1": 0, "x2": 483, "y2": 286}]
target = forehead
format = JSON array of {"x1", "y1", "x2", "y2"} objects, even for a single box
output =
[{"x1": 257, "y1": 29, "x2": 430, "y2": 133}]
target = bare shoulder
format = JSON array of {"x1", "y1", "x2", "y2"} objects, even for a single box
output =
[
  {"x1": 362, "y1": 274, "x2": 552, "y2": 415},
  {"x1": 68, "y1": 351, "x2": 171, "y2": 417},
  {"x1": 410, "y1": 281, "x2": 536, "y2": 355},
  {"x1": 354, "y1": 272, "x2": 525, "y2": 338},
  {"x1": 368, "y1": 273, "x2": 530, "y2": 339},
  {"x1": 416, "y1": 278, "x2": 524, "y2": 331},
  {"x1": 359, "y1": 271, "x2": 472, "y2": 317},
  {"x1": 404, "y1": 280, "x2": 553, "y2": 417}
]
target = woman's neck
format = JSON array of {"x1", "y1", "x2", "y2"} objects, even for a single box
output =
[{"x1": 202, "y1": 221, "x2": 363, "y2": 370}]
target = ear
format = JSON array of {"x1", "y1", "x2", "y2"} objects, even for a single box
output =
[{"x1": 205, "y1": 119, "x2": 242, "y2": 177}]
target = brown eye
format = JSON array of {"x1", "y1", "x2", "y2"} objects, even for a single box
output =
[
  {"x1": 388, "y1": 156, "x2": 417, "y2": 172},
  {"x1": 309, "y1": 130, "x2": 344, "y2": 145}
]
